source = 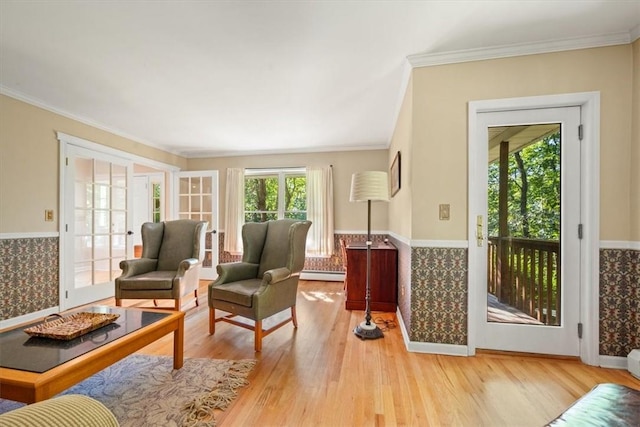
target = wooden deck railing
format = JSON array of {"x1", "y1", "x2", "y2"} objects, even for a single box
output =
[{"x1": 487, "y1": 237, "x2": 560, "y2": 326}]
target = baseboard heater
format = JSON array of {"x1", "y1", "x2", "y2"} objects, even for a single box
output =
[
  {"x1": 628, "y1": 349, "x2": 640, "y2": 379},
  {"x1": 300, "y1": 271, "x2": 345, "y2": 282}
]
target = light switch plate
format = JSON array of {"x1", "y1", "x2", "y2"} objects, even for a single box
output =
[{"x1": 439, "y1": 204, "x2": 450, "y2": 220}]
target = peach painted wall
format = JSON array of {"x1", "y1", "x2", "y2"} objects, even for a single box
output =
[
  {"x1": 410, "y1": 44, "x2": 634, "y2": 241},
  {"x1": 387, "y1": 75, "x2": 413, "y2": 241},
  {"x1": 631, "y1": 39, "x2": 640, "y2": 242},
  {"x1": 187, "y1": 150, "x2": 389, "y2": 233},
  {"x1": 0, "y1": 94, "x2": 186, "y2": 233}
]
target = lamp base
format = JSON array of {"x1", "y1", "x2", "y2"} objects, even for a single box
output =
[{"x1": 353, "y1": 321, "x2": 384, "y2": 340}]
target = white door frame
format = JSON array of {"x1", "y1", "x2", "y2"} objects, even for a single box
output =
[
  {"x1": 57, "y1": 132, "x2": 180, "y2": 310},
  {"x1": 467, "y1": 92, "x2": 600, "y2": 366}
]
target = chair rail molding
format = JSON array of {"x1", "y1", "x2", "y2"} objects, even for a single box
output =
[{"x1": 0, "y1": 232, "x2": 59, "y2": 239}]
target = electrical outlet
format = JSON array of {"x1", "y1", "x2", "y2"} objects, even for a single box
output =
[
  {"x1": 439, "y1": 204, "x2": 450, "y2": 220},
  {"x1": 45, "y1": 210, "x2": 54, "y2": 221}
]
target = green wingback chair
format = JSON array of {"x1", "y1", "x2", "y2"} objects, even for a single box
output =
[
  {"x1": 115, "y1": 219, "x2": 208, "y2": 310},
  {"x1": 208, "y1": 219, "x2": 311, "y2": 351}
]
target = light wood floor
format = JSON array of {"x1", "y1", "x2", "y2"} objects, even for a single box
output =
[{"x1": 117, "y1": 280, "x2": 639, "y2": 426}]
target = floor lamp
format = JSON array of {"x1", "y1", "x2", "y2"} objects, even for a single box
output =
[{"x1": 350, "y1": 171, "x2": 390, "y2": 340}]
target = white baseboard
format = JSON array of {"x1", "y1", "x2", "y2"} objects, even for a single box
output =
[
  {"x1": 397, "y1": 308, "x2": 469, "y2": 357},
  {"x1": 300, "y1": 271, "x2": 345, "y2": 282},
  {"x1": 0, "y1": 306, "x2": 59, "y2": 330},
  {"x1": 598, "y1": 355, "x2": 628, "y2": 370}
]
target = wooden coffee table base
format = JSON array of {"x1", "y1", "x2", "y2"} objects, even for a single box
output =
[{"x1": 0, "y1": 308, "x2": 184, "y2": 404}]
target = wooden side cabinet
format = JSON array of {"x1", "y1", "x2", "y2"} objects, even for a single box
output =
[{"x1": 345, "y1": 242, "x2": 398, "y2": 312}]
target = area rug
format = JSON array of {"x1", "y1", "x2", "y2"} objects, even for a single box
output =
[{"x1": 0, "y1": 354, "x2": 256, "y2": 427}]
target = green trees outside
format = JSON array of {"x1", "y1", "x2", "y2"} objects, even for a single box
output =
[
  {"x1": 244, "y1": 174, "x2": 307, "y2": 222},
  {"x1": 487, "y1": 131, "x2": 561, "y2": 240},
  {"x1": 487, "y1": 131, "x2": 562, "y2": 322},
  {"x1": 152, "y1": 182, "x2": 161, "y2": 223}
]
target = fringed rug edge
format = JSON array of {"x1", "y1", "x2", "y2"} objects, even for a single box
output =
[{"x1": 182, "y1": 359, "x2": 257, "y2": 427}]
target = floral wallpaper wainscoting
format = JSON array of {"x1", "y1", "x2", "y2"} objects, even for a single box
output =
[
  {"x1": 409, "y1": 247, "x2": 468, "y2": 345},
  {"x1": 1, "y1": 237, "x2": 59, "y2": 320},
  {"x1": 599, "y1": 248, "x2": 640, "y2": 357},
  {"x1": 218, "y1": 232, "x2": 386, "y2": 274}
]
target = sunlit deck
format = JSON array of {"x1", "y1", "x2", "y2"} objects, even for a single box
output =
[{"x1": 487, "y1": 293, "x2": 544, "y2": 325}]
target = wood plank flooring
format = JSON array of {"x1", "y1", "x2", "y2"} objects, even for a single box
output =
[{"x1": 112, "y1": 280, "x2": 640, "y2": 426}]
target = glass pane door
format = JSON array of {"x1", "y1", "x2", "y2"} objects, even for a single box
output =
[
  {"x1": 486, "y1": 124, "x2": 561, "y2": 326},
  {"x1": 175, "y1": 171, "x2": 218, "y2": 279},
  {"x1": 64, "y1": 145, "x2": 132, "y2": 309},
  {"x1": 474, "y1": 106, "x2": 581, "y2": 357}
]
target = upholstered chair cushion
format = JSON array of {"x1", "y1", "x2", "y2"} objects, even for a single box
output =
[
  {"x1": 0, "y1": 395, "x2": 119, "y2": 427},
  {"x1": 157, "y1": 220, "x2": 203, "y2": 271},
  {"x1": 140, "y1": 222, "x2": 164, "y2": 259},
  {"x1": 257, "y1": 220, "x2": 297, "y2": 278},
  {"x1": 241, "y1": 222, "x2": 268, "y2": 265}
]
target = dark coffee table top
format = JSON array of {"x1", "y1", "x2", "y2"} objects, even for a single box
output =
[{"x1": 0, "y1": 306, "x2": 170, "y2": 373}]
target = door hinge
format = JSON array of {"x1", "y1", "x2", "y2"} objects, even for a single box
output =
[
  {"x1": 65, "y1": 224, "x2": 68, "y2": 232},
  {"x1": 578, "y1": 322, "x2": 583, "y2": 339},
  {"x1": 66, "y1": 157, "x2": 69, "y2": 166},
  {"x1": 578, "y1": 224, "x2": 583, "y2": 239},
  {"x1": 65, "y1": 290, "x2": 68, "y2": 299},
  {"x1": 578, "y1": 124, "x2": 584, "y2": 141}
]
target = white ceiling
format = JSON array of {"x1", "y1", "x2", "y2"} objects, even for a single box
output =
[{"x1": 1, "y1": 1, "x2": 639, "y2": 158}]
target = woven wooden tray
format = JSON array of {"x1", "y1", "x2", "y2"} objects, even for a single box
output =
[{"x1": 24, "y1": 312, "x2": 120, "y2": 341}]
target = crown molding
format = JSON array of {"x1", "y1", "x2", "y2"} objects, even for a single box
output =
[
  {"x1": 386, "y1": 59, "x2": 413, "y2": 148},
  {"x1": 408, "y1": 32, "x2": 632, "y2": 68},
  {"x1": 0, "y1": 86, "x2": 185, "y2": 157},
  {"x1": 185, "y1": 142, "x2": 389, "y2": 159},
  {"x1": 631, "y1": 24, "x2": 640, "y2": 42}
]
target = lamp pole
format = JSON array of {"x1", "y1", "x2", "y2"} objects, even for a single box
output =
[{"x1": 354, "y1": 198, "x2": 383, "y2": 339}]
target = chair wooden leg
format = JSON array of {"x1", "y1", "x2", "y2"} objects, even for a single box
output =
[
  {"x1": 115, "y1": 298, "x2": 122, "y2": 307},
  {"x1": 255, "y1": 320, "x2": 263, "y2": 352},
  {"x1": 291, "y1": 306, "x2": 298, "y2": 328},
  {"x1": 209, "y1": 308, "x2": 216, "y2": 335},
  {"x1": 174, "y1": 298, "x2": 181, "y2": 311},
  {"x1": 153, "y1": 299, "x2": 159, "y2": 307},
  {"x1": 194, "y1": 289, "x2": 199, "y2": 307}
]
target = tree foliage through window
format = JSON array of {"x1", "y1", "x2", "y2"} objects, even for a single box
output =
[
  {"x1": 244, "y1": 170, "x2": 306, "y2": 223},
  {"x1": 488, "y1": 131, "x2": 560, "y2": 240}
]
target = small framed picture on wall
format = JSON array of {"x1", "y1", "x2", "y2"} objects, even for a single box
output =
[{"x1": 391, "y1": 151, "x2": 401, "y2": 197}]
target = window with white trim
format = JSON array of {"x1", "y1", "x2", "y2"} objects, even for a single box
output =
[{"x1": 244, "y1": 168, "x2": 307, "y2": 222}]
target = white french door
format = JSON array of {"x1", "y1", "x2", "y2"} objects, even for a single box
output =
[
  {"x1": 132, "y1": 172, "x2": 165, "y2": 248},
  {"x1": 174, "y1": 171, "x2": 219, "y2": 280},
  {"x1": 61, "y1": 144, "x2": 133, "y2": 309},
  {"x1": 472, "y1": 106, "x2": 581, "y2": 356}
]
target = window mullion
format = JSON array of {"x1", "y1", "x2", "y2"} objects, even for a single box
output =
[{"x1": 278, "y1": 172, "x2": 285, "y2": 219}]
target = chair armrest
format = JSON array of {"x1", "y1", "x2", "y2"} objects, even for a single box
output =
[
  {"x1": 262, "y1": 267, "x2": 292, "y2": 285},
  {"x1": 118, "y1": 258, "x2": 157, "y2": 278},
  {"x1": 176, "y1": 258, "x2": 199, "y2": 277},
  {"x1": 212, "y1": 262, "x2": 259, "y2": 285}
]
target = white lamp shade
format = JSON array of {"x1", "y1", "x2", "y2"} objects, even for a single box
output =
[{"x1": 350, "y1": 171, "x2": 390, "y2": 202}]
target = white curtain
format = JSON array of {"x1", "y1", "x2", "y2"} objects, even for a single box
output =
[
  {"x1": 224, "y1": 168, "x2": 244, "y2": 255},
  {"x1": 306, "y1": 166, "x2": 334, "y2": 257}
]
